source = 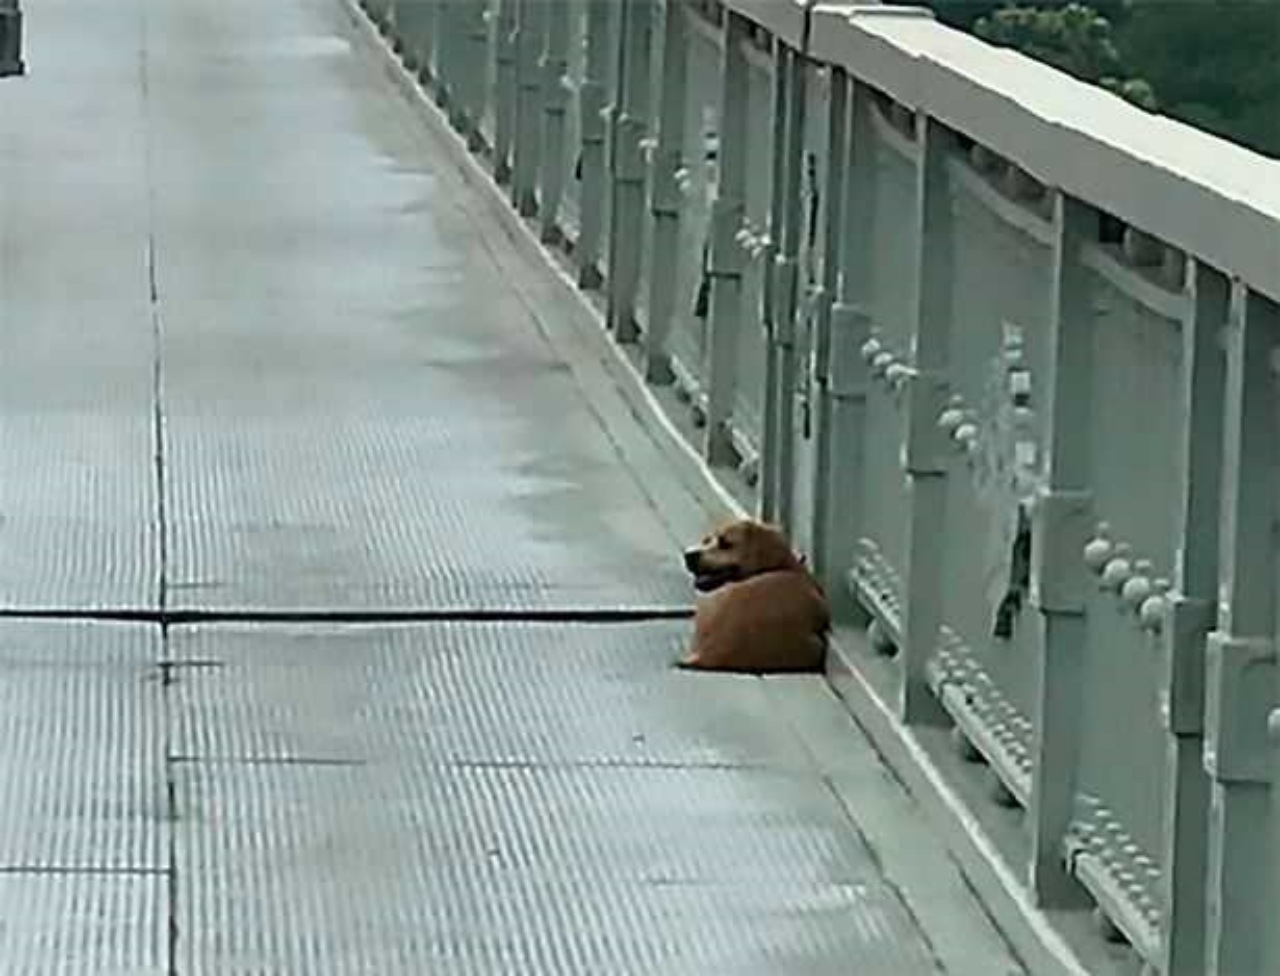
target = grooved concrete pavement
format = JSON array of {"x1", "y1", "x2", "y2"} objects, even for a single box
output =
[{"x1": 0, "y1": 0, "x2": 1024, "y2": 973}]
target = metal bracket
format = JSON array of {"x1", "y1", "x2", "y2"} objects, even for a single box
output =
[
  {"x1": 1028, "y1": 488, "x2": 1092, "y2": 614},
  {"x1": 1158, "y1": 595, "x2": 1215, "y2": 735},
  {"x1": 772, "y1": 257, "x2": 800, "y2": 346},
  {"x1": 903, "y1": 369, "x2": 949, "y2": 475},
  {"x1": 613, "y1": 115, "x2": 649, "y2": 183},
  {"x1": 826, "y1": 302, "x2": 872, "y2": 400},
  {"x1": 708, "y1": 197, "x2": 747, "y2": 279},
  {"x1": 1203, "y1": 632, "x2": 1276, "y2": 784}
]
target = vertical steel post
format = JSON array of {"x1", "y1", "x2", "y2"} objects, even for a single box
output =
[
  {"x1": 493, "y1": 1, "x2": 519, "y2": 183},
  {"x1": 537, "y1": 0, "x2": 572, "y2": 242},
  {"x1": 897, "y1": 115, "x2": 955, "y2": 727},
  {"x1": 703, "y1": 9, "x2": 749, "y2": 466},
  {"x1": 448, "y1": 2, "x2": 484, "y2": 145},
  {"x1": 366, "y1": 0, "x2": 393, "y2": 33},
  {"x1": 392, "y1": 0, "x2": 432, "y2": 78},
  {"x1": 1027, "y1": 192, "x2": 1096, "y2": 907},
  {"x1": 460, "y1": 2, "x2": 491, "y2": 152},
  {"x1": 434, "y1": 0, "x2": 456, "y2": 111},
  {"x1": 1272, "y1": 660, "x2": 1280, "y2": 976},
  {"x1": 822, "y1": 80, "x2": 877, "y2": 605},
  {"x1": 1156, "y1": 260, "x2": 1228, "y2": 976},
  {"x1": 807, "y1": 64, "x2": 848, "y2": 582},
  {"x1": 644, "y1": 0, "x2": 689, "y2": 385},
  {"x1": 606, "y1": 0, "x2": 653, "y2": 344},
  {"x1": 759, "y1": 42, "x2": 791, "y2": 522},
  {"x1": 1203, "y1": 282, "x2": 1277, "y2": 976},
  {"x1": 576, "y1": 2, "x2": 612, "y2": 290},
  {"x1": 768, "y1": 41, "x2": 809, "y2": 533},
  {"x1": 512, "y1": 0, "x2": 546, "y2": 217}
]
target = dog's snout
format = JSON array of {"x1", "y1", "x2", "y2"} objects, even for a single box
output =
[{"x1": 682, "y1": 548, "x2": 702, "y2": 573}]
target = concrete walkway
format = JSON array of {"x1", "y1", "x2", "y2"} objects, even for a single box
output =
[{"x1": 0, "y1": 0, "x2": 1023, "y2": 972}]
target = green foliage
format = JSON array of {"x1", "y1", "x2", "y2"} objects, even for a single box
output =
[
  {"x1": 913, "y1": 0, "x2": 1279, "y2": 157},
  {"x1": 908, "y1": 0, "x2": 1129, "y2": 30},
  {"x1": 1119, "y1": 2, "x2": 1280, "y2": 157},
  {"x1": 973, "y1": 3, "x2": 1159, "y2": 111},
  {"x1": 1099, "y1": 76, "x2": 1157, "y2": 113}
]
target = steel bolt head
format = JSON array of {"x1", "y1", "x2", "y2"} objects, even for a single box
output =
[
  {"x1": 938, "y1": 407, "x2": 966, "y2": 433},
  {"x1": 1121, "y1": 574, "x2": 1152, "y2": 608},
  {"x1": 1083, "y1": 536, "x2": 1113, "y2": 572},
  {"x1": 1100, "y1": 557, "x2": 1132, "y2": 591},
  {"x1": 1139, "y1": 593, "x2": 1167, "y2": 631}
]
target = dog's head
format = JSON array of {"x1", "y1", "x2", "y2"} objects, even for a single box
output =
[{"x1": 682, "y1": 518, "x2": 801, "y2": 593}]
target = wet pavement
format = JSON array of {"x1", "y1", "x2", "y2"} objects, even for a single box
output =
[{"x1": 0, "y1": 0, "x2": 1024, "y2": 972}]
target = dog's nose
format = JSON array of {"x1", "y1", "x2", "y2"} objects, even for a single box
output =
[{"x1": 682, "y1": 548, "x2": 702, "y2": 573}]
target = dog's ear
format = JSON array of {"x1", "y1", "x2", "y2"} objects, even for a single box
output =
[{"x1": 734, "y1": 520, "x2": 798, "y2": 574}]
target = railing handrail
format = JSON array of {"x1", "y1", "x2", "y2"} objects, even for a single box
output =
[{"x1": 722, "y1": 0, "x2": 1280, "y2": 304}]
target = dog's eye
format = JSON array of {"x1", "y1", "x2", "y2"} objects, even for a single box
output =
[{"x1": 715, "y1": 535, "x2": 731, "y2": 550}]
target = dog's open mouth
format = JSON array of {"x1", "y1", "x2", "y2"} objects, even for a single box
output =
[{"x1": 692, "y1": 566, "x2": 742, "y2": 593}]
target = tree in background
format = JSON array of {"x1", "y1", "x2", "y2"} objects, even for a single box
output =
[
  {"x1": 972, "y1": 2, "x2": 1157, "y2": 110},
  {"x1": 921, "y1": 0, "x2": 1130, "y2": 29},
  {"x1": 911, "y1": 1, "x2": 1280, "y2": 158},
  {"x1": 1120, "y1": 2, "x2": 1279, "y2": 157}
]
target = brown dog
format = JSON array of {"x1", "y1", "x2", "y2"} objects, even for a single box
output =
[{"x1": 679, "y1": 518, "x2": 830, "y2": 673}]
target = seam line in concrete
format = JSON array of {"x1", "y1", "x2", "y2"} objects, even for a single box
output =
[
  {"x1": 135, "y1": 2, "x2": 178, "y2": 972},
  {"x1": 0, "y1": 866, "x2": 170, "y2": 878},
  {"x1": 0, "y1": 607, "x2": 695, "y2": 626}
]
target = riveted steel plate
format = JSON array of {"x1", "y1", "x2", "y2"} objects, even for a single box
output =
[
  {"x1": 174, "y1": 759, "x2": 940, "y2": 976},
  {"x1": 0, "y1": 622, "x2": 167, "y2": 871},
  {"x1": 0, "y1": 872, "x2": 168, "y2": 975},
  {"x1": 169, "y1": 622, "x2": 811, "y2": 769}
]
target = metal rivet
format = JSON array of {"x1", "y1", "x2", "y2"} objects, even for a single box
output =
[
  {"x1": 1121, "y1": 574, "x2": 1152, "y2": 609},
  {"x1": 938, "y1": 407, "x2": 966, "y2": 433},
  {"x1": 1139, "y1": 594, "x2": 1166, "y2": 632},
  {"x1": 1083, "y1": 523, "x2": 1113, "y2": 572},
  {"x1": 1100, "y1": 548, "x2": 1133, "y2": 592}
]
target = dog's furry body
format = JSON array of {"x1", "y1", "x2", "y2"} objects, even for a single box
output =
[{"x1": 679, "y1": 519, "x2": 830, "y2": 673}]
